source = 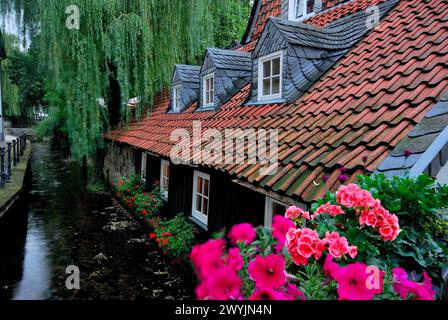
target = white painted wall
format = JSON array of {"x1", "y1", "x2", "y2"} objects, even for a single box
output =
[{"x1": 436, "y1": 162, "x2": 448, "y2": 184}]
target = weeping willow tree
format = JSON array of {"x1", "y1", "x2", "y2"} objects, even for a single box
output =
[
  {"x1": 1, "y1": 0, "x2": 251, "y2": 160},
  {"x1": 0, "y1": 32, "x2": 20, "y2": 116}
]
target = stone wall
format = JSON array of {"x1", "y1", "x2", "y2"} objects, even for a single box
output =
[{"x1": 103, "y1": 141, "x2": 136, "y2": 186}]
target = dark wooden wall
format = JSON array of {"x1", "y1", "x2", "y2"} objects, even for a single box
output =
[{"x1": 133, "y1": 150, "x2": 266, "y2": 233}]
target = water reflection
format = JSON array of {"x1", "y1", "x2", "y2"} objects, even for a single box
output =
[{"x1": 12, "y1": 215, "x2": 51, "y2": 300}]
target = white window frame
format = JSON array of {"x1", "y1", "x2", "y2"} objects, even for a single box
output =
[
  {"x1": 203, "y1": 73, "x2": 215, "y2": 108},
  {"x1": 288, "y1": 0, "x2": 317, "y2": 21},
  {"x1": 160, "y1": 159, "x2": 170, "y2": 199},
  {"x1": 258, "y1": 51, "x2": 283, "y2": 101},
  {"x1": 192, "y1": 171, "x2": 210, "y2": 225},
  {"x1": 141, "y1": 152, "x2": 147, "y2": 182},
  {"x1": 173, "y1": 85, "x2": 182, "y2": 111},
  {"x1": 264, "y1": 196, "x2": 289, "y2": 227}
]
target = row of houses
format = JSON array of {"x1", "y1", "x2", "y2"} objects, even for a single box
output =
[{"x1": 104, "y1": 0, "x2": 448, "y2": 232}]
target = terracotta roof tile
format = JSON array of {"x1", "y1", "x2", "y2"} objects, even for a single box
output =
[{"x1": 106, "y1": 0, "x2": 448, "y2": 204}]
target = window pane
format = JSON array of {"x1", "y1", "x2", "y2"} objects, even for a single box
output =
[
  {"x1": 272, "y1": 76, "x2": 280, "y2": 94},
  {"x1": 272, "y1": 202, "x2": 287, "y2": 216},
  {"x1": 196, "y1": 195, "x2": 202, "y2": 211},
  {"x1": 306, "y1": 0, "x2": 314, "y2": 14},
  {"x1": 197, "y1": 177, "x2": 203, "y2": 194},
  {"x1": 263, "y1": 60, "x2": 271, "y2": 78},
  {"x1": 295, "y1": 0, "x2": 302, "y2": 18},
  {"x1": 272, "y1": 58, "x2": 280, "y2": 76},
  {"x1": 202, "y1": 198, "x2": 209, "y2": 216},
  {"x1": 203, "y1": 178, "x2": 209, "y2": 196},
  {"x1": 263, "y1": 79, "x2": 271, "y2": 96}
]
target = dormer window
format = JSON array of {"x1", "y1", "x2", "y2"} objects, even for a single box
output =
[
  {"x1": 173, "y1": 85, "x2": 182, "y2": 111},
  {"x1": 289, "y1": 0, "x2": 317, "y2": 21},
  {"x1": 258, "y1": 51, "x2": 282, "y2": 101},
  {"x1": 203, "y1": 73, "x2": 215, "y2": 108}
]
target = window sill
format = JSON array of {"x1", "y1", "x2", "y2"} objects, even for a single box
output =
[
  {"x1": 189, "y1": 216, "x2": 208, "y2": 231},
  {"x1": 245, "y1": 98, "x2": 286, "y2": 106}
]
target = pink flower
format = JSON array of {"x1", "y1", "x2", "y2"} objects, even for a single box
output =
[
  {"x1": 285, "y1": 284, "x2": 306, "y2": 300},
  {"x1": 204, "y1": 269, "x2": 242, "y2": 300},
  {"x1": 225, "y1": 248, "x2": 244, "y2": 272},
  {"x1": 272, "y1": 215, "x2": 295, "y2": 250},
  {"x1": 286, "y1": 228, "x2": 325, "y2": 266},
  {"x1": 285, "y1": 205, "x2": 311, "y2": 220},
  {"x1": 249, "y1": 289, "x2": 286, "y2": 300},
  {"x1": 312, "y1": 203, "x2": 345, "y2": 219},
  {"x1": 378, "y1": 213, "x2": 400, "y2": 241},
  {"x1": 392, "y1": 268, "x2": 435, "y2": 300},
  {"x1": 195, "y1": 280, "x2": 210, "y2": 300},
  {"x1": 190, "y1": 239, "x2": 226, "y2": 280},
  {"x1": 228, "y1": 223, "x2": 256, "y2": 246},
  {"x1": 323, "y1": 255, "x2": 340, "y2": 279},
  {"x1": 333, "y1": 263, "x2": 384, "y2": 300},
  {"x1": 336, "y1": 184, "x2": 376, "y2": 208},
  {"x1": 248, "y1": 255, "x2": 286, "y2": 290},
  {"x1": 323, "y1": 231, "x2": 357, "y2": 259}
]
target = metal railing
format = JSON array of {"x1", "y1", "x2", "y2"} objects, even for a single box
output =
[{"x1": 0, "y1": 133, "x2": 27, "y2": 189}]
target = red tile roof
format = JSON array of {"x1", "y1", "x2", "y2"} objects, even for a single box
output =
[
  {"x1": 250, "y1": 0, "x2": 283, "y2": 42},
  {"x1": 106, "y1": 0, "x2": 448, "y2": 203}
]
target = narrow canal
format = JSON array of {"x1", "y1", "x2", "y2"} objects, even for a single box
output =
[{"x1": 0, "y1": 143, "x2": 193, "y2": 300}]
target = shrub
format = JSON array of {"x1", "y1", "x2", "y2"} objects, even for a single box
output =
[
  {"x1": 116, "y1": 175, "x2": 164, "y2": 217},
  {"x1": 149, "y1": 213, "x2": 197, "y2": 259}
]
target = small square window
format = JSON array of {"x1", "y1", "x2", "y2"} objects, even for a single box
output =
[
  {"x1": 203, "y1": 74, "x2": 215, "y2": 108},
  {"x1": 173, "y1": 86, "x2": 182, "y2": 111},
  {"x1": 264, "y1": 196, "x2": 289, "y2": 227},
  {"x1": 258, "y1": 52, "x2": 282, "y2": 100},
  {"x1": 160, "y1": 159, "x2": 170, "y2": 199},
  {"x1": 192, "y1": 171, "x2": 210, "y2": 225},
  {"x1": 141, "y1": 153, "x2": 147, "y2": 182}
]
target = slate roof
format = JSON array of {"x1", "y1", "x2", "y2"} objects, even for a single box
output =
[
  {"x1": 199, "y1": 49, "x2": 252, "y2": 110},
  {"x1": 106, "y1": 0, "x2": 448, "y2": 204},
  {"x1": 204, "y1": 48, "x2": 252, "y2": 71},
  {"x1": 175, "y1": 64, "x2": 201, "y2": 82}
]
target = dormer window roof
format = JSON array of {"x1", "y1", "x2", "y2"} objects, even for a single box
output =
[
  {"x1": 170, "y1": 64, "x2": 200, "y2": 113},
  {"x1": 250, "y1": 1, "x2": 396, "y2": 104},
  {"x1": 198, "y1": 48, "x2": 252, "y2": 111}
]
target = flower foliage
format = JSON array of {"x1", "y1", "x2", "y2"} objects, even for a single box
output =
[
  {"x1": 116, "y1": 175, "x2": 163, "y2": 217},
  {"x1": 190, "y1": 182, "x2": 440, "y2": 300},
  {"x1": 149, "y1": 213, "x2": 197, "y2": 259}
]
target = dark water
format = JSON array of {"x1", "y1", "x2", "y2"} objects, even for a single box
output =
[{"x1": 0, "y1": 143, "x2": 193, "y2": 300}]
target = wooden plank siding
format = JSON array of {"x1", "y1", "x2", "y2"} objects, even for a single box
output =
[{"x1": 134, "y1": 149, "x2": 266, "y2": 232}]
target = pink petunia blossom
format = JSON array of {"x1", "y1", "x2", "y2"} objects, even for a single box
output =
[
  {"x1": 323, "y1": 255, "x2": 340, "y2": 280},
  {"x1": 285, "y1": 205, "x2": 311, "y2": 220},
  {"x1": 285, "y1": 284, "x2": 307, "y2": 300},
  {"x1": 249, "y1": 288, "x2": 286, "y2": 300},
  {"x1": 225, "y1": 248, "x2": 244, "y2": 272},
  {"x1": 272, "y1": 215, "x2": 295, "y2": 252},
  {"x1": 333, "y1": 263, "x2": 384, "y2": 300},
  {"x1": 228, "y1": 223, "x2": 256, "y2": 246},
  {"x1": 190, "y1": 239, "x2": 226, "y2": 280},
  {"x1": 248, "y1": 254, "x2": 286, "y2": 290},
  {"x1": 205, "y1": 269, "x2": 242, "y2": 300},
  {"x1": 392, "y1": 268, "x2": 435, "y2": 300}
]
